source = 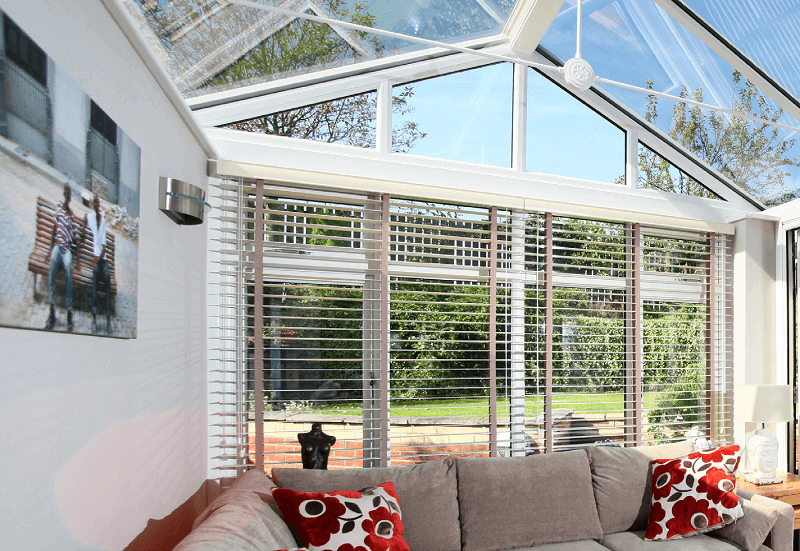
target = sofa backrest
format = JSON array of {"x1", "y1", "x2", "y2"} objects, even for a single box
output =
[
  {"x1": 271, "y1": 456, "x2": 461, "y2": 551},
  {"x1": 173, "y1": 469, "x2": 297, "y2": 551},
  {"x1": 585, "y1": 440, "x2": 695, "y2": 534},
  {"x1": 455, "y1": 450, "x2": 604, "y2": 551}
]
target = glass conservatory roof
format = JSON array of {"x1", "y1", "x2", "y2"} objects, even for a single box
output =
[
  {"x1": 127, "y1": 0, "x2": 519, "y2": 97},
  {"x1": 121, "y1": 0, "x2": 800, "y2": 204}
]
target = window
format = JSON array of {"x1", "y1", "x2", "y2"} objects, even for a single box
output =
[
  {"x1": 393, "y1": 64, "x2": 513, "y2": 167},
  {"x1": 90, "y1": 101, "x2": 117, "y2": 146},
  {"x1": 3, "y1": 14, "x2": 46, "y2": 86},
  {"x1": 2, "y1": 14, "x2": 50, "y2": 141},
  {"x1": 89, "y1": 100, "x2": 118, "y2": 185},
  {"x1": 638, "y1": 143, "x2": 720, "y2": 199},
  {"x1": 209, "y1": 180, "x2": 733, "y2": 475},
  {"x1": 526, "y1": 69, "x2": 626, "y2": 183},
  {"x1": 222, "y1": 91, "x2": 378, "y2": 149}
]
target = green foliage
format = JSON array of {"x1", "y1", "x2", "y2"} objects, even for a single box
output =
[
  {"x1": 642, "y1": 302, "x2": 705, "y2": 385},
  {"x1": 646, "y1": 366, "x2": 706, "y2": 442},
  {"x1": 225, "y1": 86, "x2": 425, "y2": 152},
  {"x1": 390, "y1": 279, "x2": 491, "y2": 399},
  {"x1": 265, "y1": 282, "x2": 364, "y2": 400},
  {"x1": 206, "y1": 1, "x2": 425, "y2": 151},
  {"x1": 305, "y1": 207, "x2": 358, "y2": 247},
  {"x1": 641, "y1": 232, "x2": 708, "y2": 276},
  {"x1": 207, "y1": 1, "x2": 381, "y2": 86},
  {"x1": 550, "y1": 218, "x2": 628, "y2": 277},
  {"x1": 641, "y1": 73, "x2": 800, "y2": 205},
  {"x1": 643, "y1": 302, "x2": 706, "y2": 441},
  {"x1": 637, "y1": 143, "x2": 719, "y2": 199},
  {"x1": 555, "y1": 313, "x2": 625, "y2": 391}
]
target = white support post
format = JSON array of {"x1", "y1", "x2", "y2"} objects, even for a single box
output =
[
  {"x1": 626, "y1": 128, "x2": 638, "y2": 189},
  {"x1": 773, "y1": 224, "x2": 790, "y2": 473},
  {"x1": 376, "y1": 80, "x2": 392, "y2": 154},
  {"x1": 512, "y1": 63, "x2": 527, "y2": 172},
  {"x1": 510, "y1": 210, "x2": 527, "y2": 455}
]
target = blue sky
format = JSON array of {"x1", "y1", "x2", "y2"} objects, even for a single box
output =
[
  {"x1": 392, "y1": 63, "x2": 626, "y2": 184},
  {"x1": 330, "y1": 0, "x2": 800, "y2": 198}
]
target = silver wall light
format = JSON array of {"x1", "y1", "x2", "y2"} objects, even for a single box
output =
[{"x1": 159, "y1": 177, "x2": 210, "y2": 225}]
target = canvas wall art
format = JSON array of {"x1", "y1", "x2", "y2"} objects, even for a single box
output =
[{"x1": 0, "y1": 12, "x2": 139, "y2": 338}]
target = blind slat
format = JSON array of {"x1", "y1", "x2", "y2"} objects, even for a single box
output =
[{"x1": 208, "y1": 180, "x2": 733, "y2": 474}]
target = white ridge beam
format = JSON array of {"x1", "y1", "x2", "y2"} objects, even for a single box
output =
[{"x1": 504, "y1": 0, "x2": 567, "y2": 56}]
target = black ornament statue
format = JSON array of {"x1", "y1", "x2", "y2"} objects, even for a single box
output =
[{"x1": 299, "y1": 422, "x2": 336, "y2": 469}]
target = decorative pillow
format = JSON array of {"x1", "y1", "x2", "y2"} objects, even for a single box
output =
[
  {"x1": 272, "y1": 481, "x2": 410, "y2": 551},
  {"x1": 645, "y1": 444, "x2": 743, "y2": 541}
]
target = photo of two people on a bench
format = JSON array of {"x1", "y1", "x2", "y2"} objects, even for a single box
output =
[{"x1": 31, "y1": 183, "x2": 117, "y2": 334}]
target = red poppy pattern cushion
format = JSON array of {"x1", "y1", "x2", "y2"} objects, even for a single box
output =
[
  {"x1": 645, "y1": 444, "x2": 743, "y2": 540},
  {"x1": 272, "y1": 481, "x2": 410, "y2": 551}
]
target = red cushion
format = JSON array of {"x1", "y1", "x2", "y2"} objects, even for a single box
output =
[
  {"x1": 272, "y1": 481, "x2": 410, "y2": 551},
  {"x1": 645, "y1": 444, "x2": 743, "y2": 540}
]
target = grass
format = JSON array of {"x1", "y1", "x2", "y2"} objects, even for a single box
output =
[{"x1": 311, "y1": 392, "x2": 662, "y2": 418}]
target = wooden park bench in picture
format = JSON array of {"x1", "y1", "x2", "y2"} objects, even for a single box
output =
[{"x1": 28, "y1": 196, "x2": 118, "y2": 308}]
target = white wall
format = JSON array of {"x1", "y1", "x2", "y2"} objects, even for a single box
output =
[
  {"x1": 0, "y1": 1, "x2": 209, "y2": 549},
  {"x1": 733, "y1": 216, "x2": 791, "y2": 471}
]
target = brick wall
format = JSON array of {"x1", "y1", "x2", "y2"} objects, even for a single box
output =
[{"x1": 248, "y1": 415, "x2": 627, "y2": 471}]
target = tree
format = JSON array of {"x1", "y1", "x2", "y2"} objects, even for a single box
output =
[
  {"x1": 207, "y1": 0, "x2": 426, "y2": 152},
  {"x1": 225, "y1": 87, "x2": 426, "y2": 152},
  {"x1": 205, "y1": 1, "x2": 382, "y2": 87},
  {"x1": 641, "y1": 72, "x2": 800, "y2": 206}
]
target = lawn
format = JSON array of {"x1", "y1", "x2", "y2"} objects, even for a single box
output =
[{"x1": 313, "y1": 392, "x2": 662, "y2": 418}]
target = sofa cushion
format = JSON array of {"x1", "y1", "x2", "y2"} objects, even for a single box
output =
[
  {"x1": 713, "y1": 498, "x2": 778, "y2": 551},
  {"x1": 602, "y1": 530, "x2": 758, "y2": 550},
  {"x1": 456, "y1": 450, "x2": 603, "y2": 551},
  {"x1": 272, "y1": 481, "x2": 409, "y2": 551},
  {"x1": 645, "y1": 445, "x2": 743, "y2": 541},
  {"x1": 586, "y1": 440, "x2": 695, "y2": 533},
  {"x1": 271, "y1": 457, "x2": 460, "y2": 551},
  {"x1": 173, "y1": 469, "x2": 298, "y2": 551},
  {"x1": 501, "y1": 541, "x2": 610, "y2": 550}
]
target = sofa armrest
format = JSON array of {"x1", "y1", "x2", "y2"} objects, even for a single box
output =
[{"x1": 736, "y1": 489, "x2": 794, "y2": 551}]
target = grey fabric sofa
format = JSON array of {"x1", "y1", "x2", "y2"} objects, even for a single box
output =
[{"x1": 173, "y1": 441, "x2": 793, "y2": 551}]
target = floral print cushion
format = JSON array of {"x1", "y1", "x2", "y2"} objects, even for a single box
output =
[
  {"x1": 272, "y1": 481, "x2": 410, "y2": 551},
  {"x1": 645, "y1": 444, "x2": 743, "y2": 540}
]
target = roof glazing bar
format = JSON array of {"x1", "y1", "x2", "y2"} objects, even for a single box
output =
[
  {"x1": 595, "y1": 77, "x2": 800, "y2": 134},
  {"x1": 475, "y1": 0, "x2": 507, "y2": 25},
  {"x1": 224, "y1": 0, "x2": 562, "y2": 73},
  {"x1": 652, "y1": 0, "x2": 800, "y2": 129}
]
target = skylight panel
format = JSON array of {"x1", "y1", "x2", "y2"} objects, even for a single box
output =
[
  {"x1": 199, "y1": 10, "x2": 364, "y2": 94},
  {"x1": 680, "y1": 0, "x2": 800, "y2": 100},
  {"x1": 337, "y1": 0, "x2": 517, "y2": 41},
  {"x1": 540, "y1": 0, "x2": 800, "y2": 206},
  {"x1": 139, "y1": 0, "x2": 226, "y2": 43},
  {"x1": 126, "y1": 0, "x2": 522, "y2": 98}
]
